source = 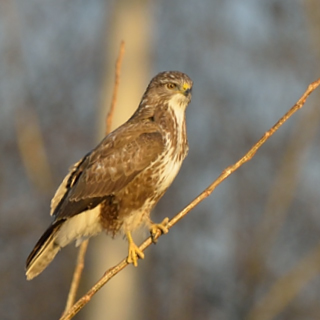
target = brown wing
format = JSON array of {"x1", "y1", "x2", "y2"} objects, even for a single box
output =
[
  {"x1": 50, "y1": 158, "x2": 87, "y2": 216},
  {"x1": 52, "y1": 121, "x2": 164, "y2": 220}
]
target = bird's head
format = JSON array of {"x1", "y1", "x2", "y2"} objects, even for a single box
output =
[{"x1": 141, "y1": 71, "x2": 193, "y2": 110}]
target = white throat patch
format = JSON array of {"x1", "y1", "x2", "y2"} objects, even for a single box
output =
[{"x1": 168, "y1": 93, "x2": 188, "y2": 131}]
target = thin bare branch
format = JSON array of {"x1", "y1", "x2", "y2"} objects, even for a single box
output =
[
  {"x1": 60, "y1": 78, "x2": 320, "y2": 320},
  {"x1": 62, "y1": 240, "x2": 89, "y2": 315},
  {"x1": 62, "y1": 41, "x2": 125, "y2": 316},
  {"x1": 106, "y1": 40, "x2": 125, "y2": 134},
  {"x1": 244, "y1": 84, "x2": 320, "y2": 289}
]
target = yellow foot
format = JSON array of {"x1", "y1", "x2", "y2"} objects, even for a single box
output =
[
  {"x1": 150, "y1": 217, "x2": 169, "y2": 243},
  {"x1": 126, "y1": 231, "x2": 144, "y2": 267}
]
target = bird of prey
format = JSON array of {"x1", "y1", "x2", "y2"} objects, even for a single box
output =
[{"x1": 26, "y1": 71, "x2": 193, "y2": 280}]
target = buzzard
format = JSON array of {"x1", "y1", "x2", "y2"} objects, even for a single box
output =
[{"x1": 26, "y1": 71, "x2": 193, "y2": 280}]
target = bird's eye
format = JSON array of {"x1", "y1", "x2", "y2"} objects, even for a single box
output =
[{"x1": 166, "y1": 83, "x2": 176, "y2": 90}]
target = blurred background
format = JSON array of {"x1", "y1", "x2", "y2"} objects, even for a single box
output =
[{"x1": 1, "y1": 0, "x2": 320, "y2": 319}]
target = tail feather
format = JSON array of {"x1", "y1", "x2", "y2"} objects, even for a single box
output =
[{"x1": 26, "y1": 220, "x2": 64, "y2": 280}]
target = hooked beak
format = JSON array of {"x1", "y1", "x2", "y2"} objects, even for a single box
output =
[{"x1": 184, "y1": 88, "x2": 192, "y2": 97}]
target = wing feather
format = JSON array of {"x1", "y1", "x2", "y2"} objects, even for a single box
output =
[
  {"x1": 52, "y1": 121, "x2": 164, "y2": 220},
  {"x1": 50, "y1": 157, "x2": 87, "y2": 215}
]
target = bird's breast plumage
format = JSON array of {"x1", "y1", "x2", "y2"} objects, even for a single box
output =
[
  {"x1": 155, "y1": 101, "x2": 188, "y2": 194},
  {"x1": 100, "y1": 100, "x2": 188, "y2": 234}
]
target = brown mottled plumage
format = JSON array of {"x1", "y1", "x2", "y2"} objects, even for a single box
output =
[{"x1": 25, "y1": 71, "x2": 193, "y2": 280}]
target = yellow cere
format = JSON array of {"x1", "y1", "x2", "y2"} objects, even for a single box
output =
[{"x1": 182, "y1": 82, "x2": 191, "y2": 91}]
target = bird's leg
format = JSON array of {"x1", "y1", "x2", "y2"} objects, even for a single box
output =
[
  {"x1": 126, "y1": 231, "x2": 144, "y2": 267},
  {"x1": 149, "y1": 217, "x2": 169, "y2": 243}
]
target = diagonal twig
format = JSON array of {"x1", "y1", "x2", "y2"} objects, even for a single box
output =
[{"x1": 60, "y1": 78, "x2": 320, "y2": 320}]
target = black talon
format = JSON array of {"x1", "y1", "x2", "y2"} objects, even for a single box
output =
[{"x1": 150, "y1": 230, "x2": 158, "y2": 244}]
